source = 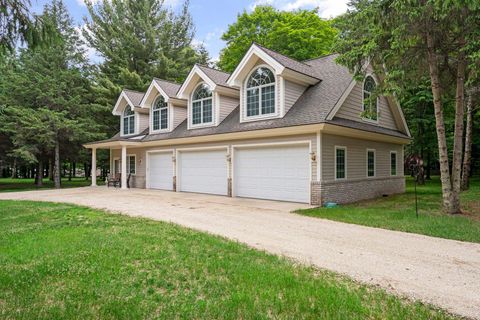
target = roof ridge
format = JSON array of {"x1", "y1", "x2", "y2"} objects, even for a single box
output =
[
  {"x1": 253, "y1": 42, "x2": 314, "y2": 68},
  {"x1": 196, "y1": 63, "x2": 231, "y2": 75},
  {"x1": 302, "y1": 52, "x2": 338, "y2": 63},
  {"x1": 153, "y1": 77, "x2": 182, "y2": 86},
  {"x1": 123, "y1": 88, "x2": 145, "y2": 94}
]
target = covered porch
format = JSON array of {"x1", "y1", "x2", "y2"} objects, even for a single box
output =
[{"x1": 84, "y1": 140, "x2": 142, "y2": 190}]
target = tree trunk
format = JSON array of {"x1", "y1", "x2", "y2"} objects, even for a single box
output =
[
  {"x1": 53, "y1": 138, "x2": 61, "y2": 189},
  {"x1": 426, "y1": 32, "x2": 455, "y2": 214},
  {"x1": 36, "y1": 160, "x2": 43, "y2": 187},
  {"x1": 73, "y1": 162, "x2": 76, "y2": 178},
  {"x1": 461, "y1": 88, "x2": 476, "y2": 190},
  {"x1": 48, "y1": 159, "x2": 54, "y2": 181},
  {"x1": 68, "y1": 161, "x2": 72, "y2": 181},
  {"x1": 450, "y1": 42, "x2": 466, "y2": 213},
  {"x1": 10, "y1": 159, "x2": 17, "y2": 179}
]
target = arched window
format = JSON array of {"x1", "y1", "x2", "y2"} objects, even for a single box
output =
[
  {"x1": 191, "y1": 83, "x2": 213, "y2": 125},
  {"x1": 363, "y1": 75, "x2": 378, "y2": 121},
  {"x1": 152, "y1": 96, "x2": 168, "y2": 131},
  {"x1": 123, "y1": 107, "x2": 135, "y2": 135},
  {"x1": 246, "y1": 67, "x2": 275, "y2": 117}
]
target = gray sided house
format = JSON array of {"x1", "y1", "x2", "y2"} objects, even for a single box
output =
[{"x1": 85, "y1": 43, "x2": 411, "y2": 205}]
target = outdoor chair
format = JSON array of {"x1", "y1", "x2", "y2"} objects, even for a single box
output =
[{"x1": 107, "y1": 173, "x2": 121, "y2": 188}]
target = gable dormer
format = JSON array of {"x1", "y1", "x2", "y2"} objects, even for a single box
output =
[
  {"x1": 112, "y1": 89, "x2": 148, "y2": 137},
  {"x1": 227, "y1": 43, "x2": 321, "y2": 123},
  {"x1": 139, "y1": 79, "x2": 186, "y2": 134},
  {"x1": 177, "y1": 64, "x2": 239, "y2": 130}
]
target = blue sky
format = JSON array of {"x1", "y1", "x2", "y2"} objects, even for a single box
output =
[{"x1": 30, "y1": 0, "x2": 348, "y2": 63}]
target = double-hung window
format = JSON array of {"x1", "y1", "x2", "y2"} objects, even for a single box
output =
[
  {"x1": 367, "y1": 149, "x2": 375, "y2": 177},
  {"x1": 335, "y1": 146, "x2": 346, "y2": 180},
  {"x1": 246, "y1": 67, "x2": 276, "y2": 117},
  {"x1": 152, "y1": 96, "x2": 168, "y2": 131},
  {"x1": 390, "y1": 151, "x2": 397, "y2": 176},
  {"x1": 191, "y1": 83, "x2": 213, "y2": 125},
  {"x1": 123, "y1": 107, "x2": 135, "y2": 135}
]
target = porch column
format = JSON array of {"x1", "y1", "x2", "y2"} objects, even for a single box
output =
[
  {"x1": 91, "y1": 147, "x2": 97, "y2": 186},
  {"x1": 121, "y1": 145, "x2": 127, "y2": 189}
]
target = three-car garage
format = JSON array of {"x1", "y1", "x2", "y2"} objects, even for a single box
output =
[{"x1": 146, "y1": 142, "x2": 311, "y2": 203}]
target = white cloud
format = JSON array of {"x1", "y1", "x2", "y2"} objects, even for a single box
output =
[{"x1": 248, "y1": 0, "x2": 348, "y2": 18}]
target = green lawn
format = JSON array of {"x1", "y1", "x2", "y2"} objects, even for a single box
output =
[
  {"x1": 0, "y1": 201, "x2": 455, "y2": 319},
  {"x1": 0, "y1": 177, "x2": 103, "y2": 192},
  {"x1": 298, "y1": 177, "x2": 480, "y2": 243}
]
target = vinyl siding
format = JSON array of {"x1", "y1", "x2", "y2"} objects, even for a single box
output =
[
  {"x1": 218, "y1": 94, "x2": 239, "y2": 123},
  {"x1": 321, "y1": 133, "x2": 404, "y2": 182},
  {"x1": 172, "y1": 105, "x2": 187, "y2": 129},
  {"x1": 111, "y1": 147, "x2": 147, "y2": 188},
  {"x1": 335, "y1": 81, "x2": 397, "y2": 130},
  {"x1": 284, "y1": 79, "x2": 307, "y2": 114},
  {"x1": 137, "y1": 113, "x2": 149, "y2": 133}
]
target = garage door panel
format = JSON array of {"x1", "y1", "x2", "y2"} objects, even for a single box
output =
[
  {"x1": 148, "y1": 152, "x2": 173, "y2": 190},
  {"x1": 234, "y1": 145, "x2": 310, "y2": 203},
  {"x1": 178, "y1": 149, "x2": 227, "y2": 195}
]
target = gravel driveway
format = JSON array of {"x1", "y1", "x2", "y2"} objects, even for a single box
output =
[{"x1": 1, "y1": 187, "x2": 479, "y2": 319}]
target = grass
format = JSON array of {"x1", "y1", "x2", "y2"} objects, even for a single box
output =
[
  {"x1": 0, "y1": 177, "x2": 103, "y2": 192},
  {"x1": 298, "y1": 176, "x2": 480, "y2": 243},
  {"x1": 0, "y1": 200, "x2": 455, "y2": 319}
]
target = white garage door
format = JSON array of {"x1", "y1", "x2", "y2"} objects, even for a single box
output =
[
  {"x1": 178, "y1": 149, "x2": 227, "y2": 195},
  {"x1": 234, "y1": 144, "x2": 310, "y2": 203},
  {"x1": 147, "y1": 152, "x2": 173, "y2": 190}
]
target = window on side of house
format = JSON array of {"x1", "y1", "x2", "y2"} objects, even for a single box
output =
[
  {"x1": 335, "y1": 147, "x2": 346, "y2": 180},
  {"x1": 390, "y1": 151, "x2": 397, "y2": 176},
  {"x1": 362, "y1": 75, "x2": 378, "y2": 121},
  {"x1": 191, "y1": 83, "x2": 213, "y2": 125},
  {"x1": 246, "y1": 67, "x2": 276, "y2": 117},
  {"x1": 367, "y1": 149, "x2": 375, "y2": 177},
  {"x1": 127, "y1": 155, "x2": 136, "y2": 175},
  {"x1": 123, "y1": 107, "x2": 135, "y2": 135},
  {"x1": 153, "y1": 96, "x2": 168, "y2": 131}
]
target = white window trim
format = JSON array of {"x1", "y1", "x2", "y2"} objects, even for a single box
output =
[
  {"x1": 127, "y1": 154, "x2": 136, "y2": 175},
  {"x1": 151, "y1": 95, "x2": 170, "y2": 133},
  {"x1": 121, "y1": 106, "x2": 136, "y2": 137},
  {"x1": 241, "y1": 64, "x2": 280, "y2": 122},
  {"x1": 390, "y1": 151, "x2": 398, "y2": 176},
  {"x1": 189, "y1": 82, "x2": 215, "y2": 129},
  {"x1": 361, "y1": 74, "x2": 379, "y2": 124},
  {"x1": 366, "y1": 148, "x2": 376, "y2": 178},
  {"x1": 334, "y1": 146, "x2": 347, "y2": 181}
]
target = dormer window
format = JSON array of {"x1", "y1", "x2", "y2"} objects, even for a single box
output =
[
  {"x1": 191, "y1": 83, "x2": 213, "y2": 125},
  {"x1": 362, "y1": 75, "x2": 378, "y2": 121},
  {"x1": 123, "y1": 107, "x2": 135, "y2": 135},
  {"x1": 246, "y1": 67, "x2": 276, "y2": 117},
  {"x1": 152, "y1": 96, "x2": 168, "y2": 131}
]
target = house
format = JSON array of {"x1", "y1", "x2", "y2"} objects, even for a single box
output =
[{"x1": 84, "y1": 43, "x2": 411, "y2": 205}]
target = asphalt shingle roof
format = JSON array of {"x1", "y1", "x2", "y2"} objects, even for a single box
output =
[
  {"x1": 123, "y1": 89, "x2": 144, "y2": 106},
  {"x1": 255, "y1": 43, "x2": 322, "y2": 80},
  {"x1": 197, "y1": 64, "x2": 231, "y2": 87},
  {"x1": 153, "y1": 79, "x2": 182, "y2": 98},
  {"x1": 94, "y1": 50, "x2": 409, "y2": 146}
]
